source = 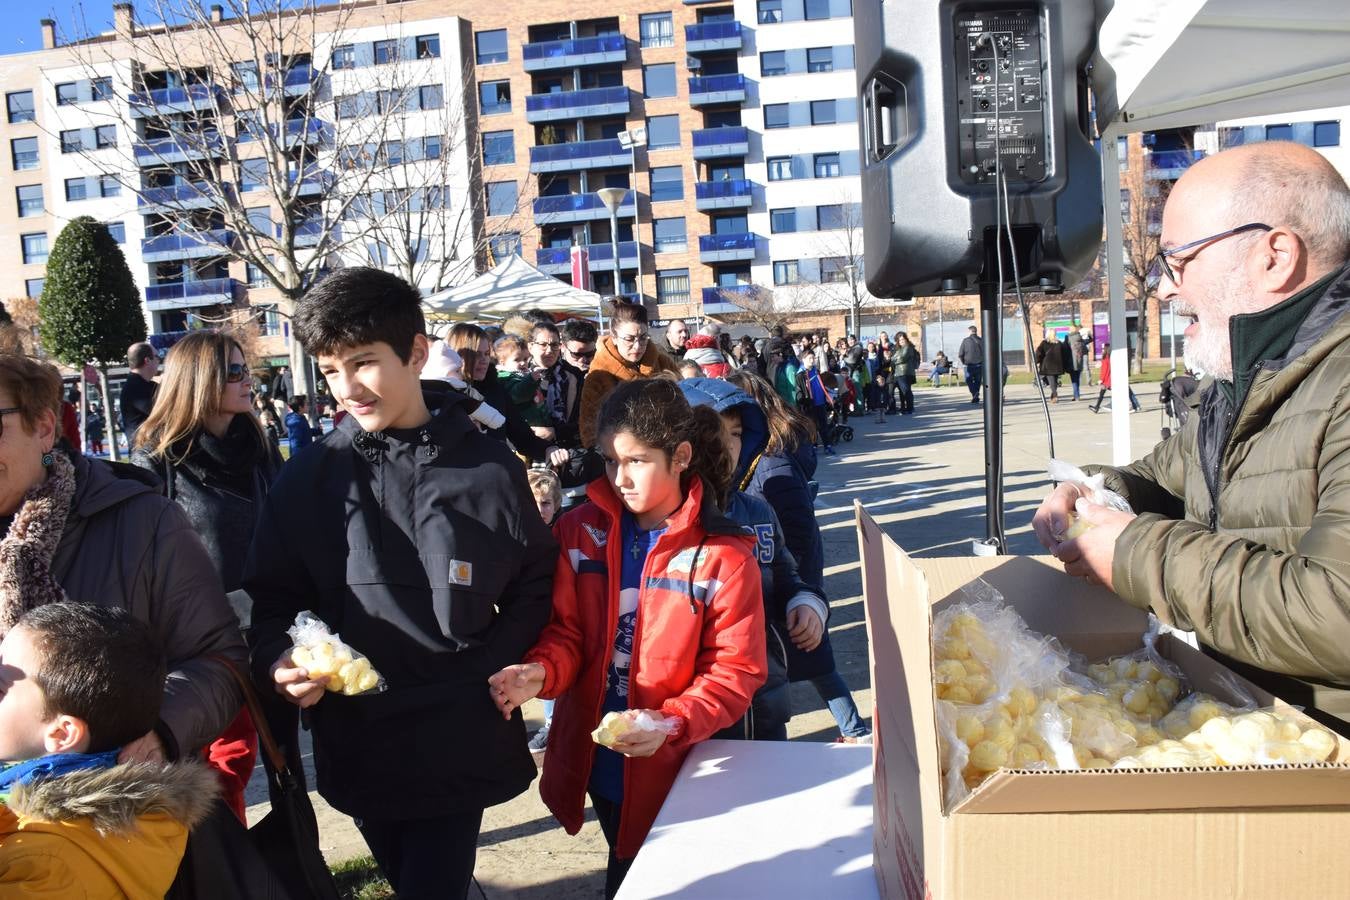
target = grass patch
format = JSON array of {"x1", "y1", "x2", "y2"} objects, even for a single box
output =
[
  {"x1": 929, "y1": 361, "x2": 1181, "y2": 388},
  {"x1": 330, "y1": 856, "x2": 393, "y2": 900}
]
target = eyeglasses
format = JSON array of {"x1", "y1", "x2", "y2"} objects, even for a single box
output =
[
  {"x1": 614, "y1": 332, "x2": 650, "y2": 347},
  {"x1": 226, "y1": 363, "x2": 248, "y2": 384},
  {"x1": 567, "y1": 346, "x2": 597, "y2": 361},
  {"x1": 0, "y1": 408, "x2": 20, "y2": 440},
  {"x1": 1151, "y1": 222, "x2": 1272, "y2": 286},
  {"x1": 530, "y1": 340, "x2": 561, "y2": 351}
]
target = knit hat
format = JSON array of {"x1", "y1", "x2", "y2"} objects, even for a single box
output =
[{"x1": 423, "y1": 340, "x2": 465, "y2": 383}]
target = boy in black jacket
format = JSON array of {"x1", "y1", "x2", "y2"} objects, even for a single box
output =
[{"x1": 242, "y1": 268, "x2": 558, "y2": 899}]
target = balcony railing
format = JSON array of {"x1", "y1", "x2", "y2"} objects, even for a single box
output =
[
  {"x1": 537, "y1": 241, "x2": 639, "y2": 272},
  {"x1": 144, "y1": 277, "x2": 239, "y2": 306},
  {"x1": 141, "y1": 229, "x2": 233, "y2": 259},
  {"x1": 695, "y1": 179, "x2": 753, "y2": 209},
  {"x1": 699, "y1": 232, "x2": 757, "y2": 261},
  {"x1": 701, "y1": 284, "x2": 758, "y2": 305},
  {"x1": 529, "y1": 138, "x2": 629, "y2": 173},
  {"x1": 523, "y1": 34, "x2": 627, "y2": 72},
  {"x1": 238, "y1": 118, "x2": 329, "y2": 144},
  {"x1": 688, "y1": 74, "x2": 747, "y2": 106},
  {"x1": 1146, "y1": 149, "x2": 1205, "y2": 179},
  {"x1": 692, "y1": 126, "x2": 750, "y2": 159},
  {"x1": 137, "y1": 182, "x2": 231, "y2": 208},
  {"x1": 525, "y1": 86, "x2": 629, "y2": 122},
  {"x1": 129, "y1": 83, "x2": 224, "y2": 116},
  {"x1": 685, "y1": 21, "x2": 743, "y2": 53},
  {"x1": 534, "y1": 191, "x2": 636, "y2": 224},
  {"x1": 288, "y1": 169, "x2": 335, "y2": 195},
  {"x1": 133, "y1": 131, "x2": 224, "y2": 162}
]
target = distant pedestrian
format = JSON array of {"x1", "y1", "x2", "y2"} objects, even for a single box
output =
[
  {"x1": 795, "y1": 349, "x2": 836, "y2": 456},
  {"x1": 1035, "y1": 334, "x2": 1065, "y2": 402},
  {"x1": 1088, "y1": 342, "x2": 1141, "y2": 413},
  {"x1": 285, "y1": 395, "x2": 316, "y2": 453},
  {"x1": 1064, "y1": 329, "x2": 1086, "y2": 401},
  {"x1": 119, "y1": 342, "x2": 159, "y2": 444},
  {"x1": 958, "y1": 326, "x2": 983, "y2": 404},
  {"x1": 892, "y1": 333, "x2": 919, "y2": 414}
]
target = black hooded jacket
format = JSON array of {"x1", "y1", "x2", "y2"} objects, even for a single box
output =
[{"x1": 243, "y1": 384, "x2": 559, "y2": 818}]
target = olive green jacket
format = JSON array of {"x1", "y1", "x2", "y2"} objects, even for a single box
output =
[{"x1": 1090, "y1": 264, "x2": 1350, "y2": 731}]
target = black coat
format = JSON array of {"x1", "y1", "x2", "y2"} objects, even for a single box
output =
[
  {"x1": 119, "y1": 372, "x2": 157, "y2": 441},
  {"x1": 242, "y1": 386, "x2": 558, "y2": 820},
  {"x1": 133, "y1": 414, "x2": 283, "y2": 592}
]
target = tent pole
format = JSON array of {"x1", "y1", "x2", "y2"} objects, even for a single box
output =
[{"x1": 1102, "y1": 126, "x2": 1133, "y2": 465}]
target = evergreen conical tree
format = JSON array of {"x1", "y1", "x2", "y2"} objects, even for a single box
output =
[{"x1": 38, "y1": 216, "x2": 147, "y2": 459}]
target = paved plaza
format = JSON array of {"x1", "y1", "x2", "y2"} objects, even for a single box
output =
[{"x1": 245, "y1": 378, "x2": 1171, "y2": 897}]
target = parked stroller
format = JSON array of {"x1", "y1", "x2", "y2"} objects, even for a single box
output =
[
  {"x1": 1158, "y1": 370, "x2": 1200, "y2": 439},
  {"x1": 823, "y1": 401, "x2": 855, "y2": 444}
]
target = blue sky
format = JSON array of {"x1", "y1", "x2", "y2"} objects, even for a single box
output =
[{"x1": 0, "y1": 4, "x2": 128, "y2": 56}]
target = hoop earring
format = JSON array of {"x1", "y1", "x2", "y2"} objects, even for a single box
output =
[{"x1": 41, "y1": 451, "x2": 55, "y2": 467}]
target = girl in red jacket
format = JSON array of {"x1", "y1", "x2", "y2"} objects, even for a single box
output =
[{"x1": 489, "y1": 377, "x2": 767, "y2": 898}]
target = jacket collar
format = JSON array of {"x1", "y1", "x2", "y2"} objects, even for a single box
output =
[
  {"x1": 337, "y1": 382, "x2": 478, "y2": 461},
  {"x1": 593, "y1": 335, "x2": 671, "y2": 379},
  {"x1": 585, "y1": 473, "x2": 747, "y2": 541},
  {"x1": 1227, "y1": 265, "x2": 1345, "y2": 401},
  {"x1": 5, "y1": 760, "x2": 218, "y2": 837}
]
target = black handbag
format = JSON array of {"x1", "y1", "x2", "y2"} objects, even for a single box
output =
[{"x1": 167, "y1": 660, "x2": 341, "y2": 900}]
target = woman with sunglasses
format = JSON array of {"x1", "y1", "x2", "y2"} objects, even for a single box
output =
[
  {"x1": 578, "y1": 300, "x2": 681, "y2": 448},
  {"x1": 133, "y1": 330, "x2": 282, "y2": 821}
]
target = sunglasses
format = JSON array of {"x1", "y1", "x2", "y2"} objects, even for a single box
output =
[
  {"x1": 226, "y1": 363, "x2": 248, "y2": 384},
  {"x1": 567, "y1": 347, "x2": 597, "y2": 360}
]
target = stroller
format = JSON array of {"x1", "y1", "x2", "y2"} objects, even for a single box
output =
[
  {"x1": 823, "y1": 400, "x2": 855, "y2": 444},
  {"x1": 1158, "y1": 370, "x2": 1199, "y2": 440}
]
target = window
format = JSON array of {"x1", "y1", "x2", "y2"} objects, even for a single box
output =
[
  {"x1": 373, "y1": 39, "x2": 399, "y2": 65},
  {"x1": 773, "y1": 259, "x2": 799, "y2": 285},
  {"x1": 91, "y1": 77, "x2": 113, "y2": 101},
  {"x1": 811, "y1": 100, "x2": 836, "y2": 125},
  {"x1": 767, "y1": 156, "x2": 793, "y2": 181},
  {"x1": 770, "y1": 208, "x2": 796, "y2": 233},
  {"x1": 814, "y1": 152, "x2": 841, "y2": 178},
  {"x1": 64, "y1": 178, "x2": 88, "y2": 202},
  {"x1": 817, "y1": 204, "x2": 844, "y2": 229},
  {"x1": 805, "y1": 0, "x2": 832, "y2": 20},
  {"x1": 331, "y1": 44, "x2": 355, "y2": 70},
  {"x1": 11, "y1": 137, "x2": 38, "y2": 170},
  {"x1": 246, "y1": 261, "x2": 270, "y2": 287},
  {"x1": 240, "y1": 158, "x2": 267, "y2": 191},
  {"x1": 489, "y1": 232, "x2": 521, "y2": 260},
  {"x1": 640, "y1": 13, "x2": 674, "y2": 48},
  {"x1": 16, "y1": 185, "x2": 43, "y2": 217},
  {"x1": 758, "y1": 0, "x2": 783, "y2": 24},
  {"x1": 807, "y1": 47, "x2": 833, "y2": 73},
  {"x1": 1266, "y1": 123, "x2": 1293, "y2": 142},
  {"x1": 60, "y1": 130, "x2": 82, "y2": 153},
  {"x1": 419, "y1": 84, "x2": 444, "y2": 110},
  {"x1": 383, "y1": 138, "x2": 406, "y2": 168},
  {"x1": 6, "y1": 91, "x2": 35, "y2": 124},
  {"x1": 486, "y1": 181, "x2": 517, "y2": 217},
  {"x1": 820, "y1": 256, "x2": 848, "y2": 283},
  {"x1": 100, "y1": 175, "x2": 120, "y2": 198},
  {"x1": 423, "y1": 134, "x2": 443, "y2": 160},
  {"x1": 246, "y1": 206, "x2": 272, "y2": 232},
  {"x1": 1120, "y1": 188, "x2": 1131, "y2": 219},
  {"x1": 21, "y1": 233, "x2": 47, "y2": 265},
  {"x1": 232, "y1": 62, "x2": 259, "y2": 90},
  {"x1": 482, "y1": 130, "x2": 515, "y2": 165},
  {"x1": 95, "y1": 125, "x2": 117, "y2": 149},
  {"x1": 25, "y1": 278, "x2": 44, "y2": 298},
  {"x1": 336, "y1": 95, "x2": 361, "y2": 119},
  {"x1": 657, "y1": 268, "x2": 690, "y2": 303},
  {"x1": 760, "y1": 51, "x2": 787, "y2": 77},
  {"x1": 643, "y1": 64, "x2": 676, "y2": 99},
  {"x1": 712, "y1": 214, "x2": 747, "y2": 235},
  {"x1": 1117, "y1": 135, "x2": 1129, "y2": 170},
  {"x1": 416, "y1": 34, "x2": 441, "y2": 59},
  {"x1": 653, "y1": 217, "x2": 687, "y2": 253},
  {"x1": 476, "y1": 29, "x2": 509, "y2": 65},
  {"x1": 646, "y1": 114, "x2": 680, "y2": 150},
  {"x1": 104, "y1": 221, "x2": 125, "y2": 244},
  {"x1": 764, "y1": 103, "x2": 789, "y2": 129},
  {"x1": 1314, "y1": 120, "x2": 1341, "y2": 147},
  {"x1": 56, "y1": 83, "x2": 78, "y2": 106},
  {"x1": 480, "y1": 80, "x2": 510, "y2": 115},
  {"x1": 650, "y1": 166, "x2": 683, "y2": 202}
]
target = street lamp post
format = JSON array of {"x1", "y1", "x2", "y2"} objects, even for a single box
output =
[
  {"x1": 596, "y1": 187, "x2": 628, "y2": 303},
  {"x1": 843, "y1": 263, "x2": 860, "y2": 338},
  {"x1": 618, "y1": 127, "x2": 647, "y2": 301}
]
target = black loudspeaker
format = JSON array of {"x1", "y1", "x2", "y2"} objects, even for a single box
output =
[{"x1": 854, "y1": 1, "x2": 1102, "y2": 298}]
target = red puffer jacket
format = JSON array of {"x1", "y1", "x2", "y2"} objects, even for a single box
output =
[{"x1": 525, "y1": 476, "x2": 766, "y2": 858}]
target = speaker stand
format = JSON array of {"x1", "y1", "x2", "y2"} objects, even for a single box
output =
[{"x1": 978, "y1": 238, "x2": 1007, "y2": 553}]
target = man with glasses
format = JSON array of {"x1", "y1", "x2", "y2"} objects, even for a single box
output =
[{"x1": 1032, "y1": 141, "x2": 1350, "y2": 733}]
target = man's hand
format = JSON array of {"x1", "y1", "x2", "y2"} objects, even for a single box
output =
[
  {"x1": 531, "y1": 426, "x2": 556, "y2": 441},
  {"x1": 118, "y1": 731, "x2": 166, "y2": 764},
  {"x1": 786, "y1": 606, "x2": 824, "y2": 652},
  {"x1": 546, "y1": 446, "x2": 569, "y2": 468},
  {"x1": 271, "y1": 651, "x2": 328, "y2": 709},
  {"x1": 1051, "y1": 499, "x2": 1136, "y2": 590},
  {"x1": 488, "y1": 663, "x2": 545, "y2": 720},
  {"x1": 1032, "y1": 482, "x2": 1086, "y2": 552},
  {"x1": 610, "y1": 710, "x2": 673, "y2": 758}
]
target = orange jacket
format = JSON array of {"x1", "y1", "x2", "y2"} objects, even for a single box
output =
[{"x1": 525, "y1": 476, "x2": 766, "y2": 858}]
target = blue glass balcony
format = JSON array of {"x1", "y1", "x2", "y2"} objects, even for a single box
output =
[
  {"x1": 288, "y1": 169, "x2": 335, "y2": 196},
  {"x1": 278, "y1": 220, "x2": 335, "y2": 248},
  {"x1": 141, "y1": 229, "x2": 234, "y2": 262},
  {"x1": 534, "y1": 191, "x2": 635, "y2": 225},
  {"x1": 688, "y1": 74, "x2": 747, "y2": 106},
  {"x1": 133, "y1": 131, "x2": 224, "y2": 164},
  {"x1": 129, "y1": 83, "x2": 224, "y2": 117},
  {"x1": 685, "y1": 22, "x2": 743, "y2": 53},
  {"x1": 525, "y1": 86, "x2": 629, "y2": 124},
  {"x1": 529, "y1": 138, "x2": 629, "y2": 174},
  {"x1": 695, "y1": 179, "x2": 753, "y2": 211},
  {"x1": 238, "y1": 118, "x2": 330, "y2": 145},
  {"x1": 144, "y1": 277, "x2": 239, "y2": 311},
  {"x1": 536, "y1": 241, "x2": 639, "y2": 275},
  {"x1": 699, "y1": 232, "x2": 757, "y2": 262},
  {"x1": 1147, "y1": 149, "x2": 1205, "y2": 180},
  {"x1": 523, "y1": 34, "x2": 627, "y2": 72},
  {"x1": 137, "y1": 182, "x2": 231, "y2": 211},
  {"x1": 267, "y1": 66, "x2": 317, "y2": 95},
  {"x1": 692, "y1": 126, "x2": 749, "y2": 160},
  {"x1": 701, "y1": 284, "x2": 759, "y2": 312}
]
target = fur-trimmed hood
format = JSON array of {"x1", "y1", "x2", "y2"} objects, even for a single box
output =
[{"x1": 7, "y1": 759, "x2": 217, "y2": 836}]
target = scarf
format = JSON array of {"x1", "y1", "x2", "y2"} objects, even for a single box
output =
[
  {"x1": 0, "y1": 749, "x2": 121, "y2": 803},
  {"x1": 0, "y1": 452, "x2": 75, "y2": 635}
]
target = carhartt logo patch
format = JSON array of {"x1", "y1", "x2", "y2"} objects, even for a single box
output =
[
  {"x1": 449, "y1": 560, "x2": 473, "y2": 586},
  {"x1": 583, "y1": 524, "x2": 608, "y2": 548}
]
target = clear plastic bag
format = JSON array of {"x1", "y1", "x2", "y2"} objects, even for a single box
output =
[
  {"x1": 1083, "y1": 617, "x2": 1189, "y2": 722},
  {"x1": 286, "y1": 610, "x2": 386, "y2": 696},
  {"x1": 1117, "y1": 708, "x2": 1338, "y2": 769},
  {"x1": 1046, "y1": 458, "x2": 1135, "y2": 540},
  {"x1": 591, "y1": 710, "x2": 680, "y2": 748}
]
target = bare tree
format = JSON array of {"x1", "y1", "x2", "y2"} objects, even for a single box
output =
[
  {"x1": 783, "y1": 191, "x2": 876, "y2": 336},
  {"x1": 1120, "y1": 144, "x2": 1178, "y2": 373},
  {"x1": 58, "y1": 0, "x2": 480, "y2": 396}
]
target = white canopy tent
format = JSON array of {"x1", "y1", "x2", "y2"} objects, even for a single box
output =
[
  {"x1": 1091, "y1": 0, "x2": 1350, "y2": 461},
  {"x1": 422, "y1": 253, "x2": 603, "y2": 321}
]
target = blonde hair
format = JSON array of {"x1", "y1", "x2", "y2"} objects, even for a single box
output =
[
  {"x1": 527, "y1": 468, "x2": 562, "y2": 509},
  {"x1": 135, "y1": 331, "x2": 263, "y2": 462},
  {"x1": 494, "y1": 334, "x2": 529, "y2": 362}
]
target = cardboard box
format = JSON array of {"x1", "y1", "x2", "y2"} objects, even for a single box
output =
[{"x1": 857, "y1": 505, "x2": 1350, "y2": 899}]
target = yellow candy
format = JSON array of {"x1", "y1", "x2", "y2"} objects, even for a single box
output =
[
  {"x1": 290, "y1": 646, "x2": 314, "y2": 670},
  {"x1": 1137, "y1": 661, "x2": 1163, "y2": 683},
  {"x1": 1210, "y1": 736, "x2": 1254, "y2": 766},
  {"x1": 1299, "y1": 727, "x2": 1337, "y2": 762},
  {"x1": 591, "y1": 712, "x2": 633, "y2": 748},
  {"x1": 955, "y1": 714, "x2": 986, "y2": 748},
  {"x1": 1275, "y1": 716, "x2": 1304, "y2": 742},
  {"x1": 937, "y1": 636, "x2": 971, "y2": 660},
  {"x1": 1012, "y1": 742, "x2": 1042, "y2": 767},
  {"x1": 1062, "y1": 516, "x2": 1094, "y2": 540},
  {"x1": 1112, "y1": 657, "x2": 1138, "y2": 681},
  {"x1": 986, "y1": 722, "x2": 1018, "y2": 753},
  {"x1": 1086, "y1": 757, "x2": 1111, "y2": 769},
  {"x1": 1260, "y1": 741, "x2": 1317, "y2": 764},
  {"x1": 934, "y1": 660, "x2": 968, "y2": 682},
  {"x1": 1007, "y1": 686, "x2": 1038, "y2": 717},
  {"x1": 1155, "y1": 677, "x2": 1181, "y2": 703},
  {"x1": 1188, "y1": 701, "x2": 1223, "y2": 730},
  {"x1": 969, "y1": 741, "x2": 1009, "y2": 772},
  {"x1": 1123, "y1": 685, "x2": 1152, "y2": 715},
  {"x1": 1232, "y1": 713, "x2": 1277, "y2": 747}
]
